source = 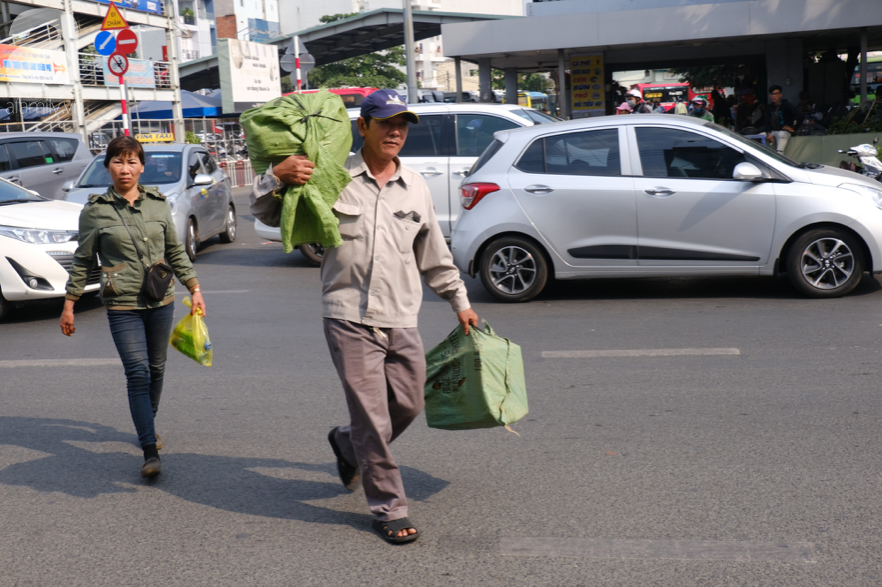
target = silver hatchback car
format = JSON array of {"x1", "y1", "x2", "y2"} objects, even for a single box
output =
[
  {"x1": 452, "y1": 115, "x2": 882, "y2": 301},
  {"x1": 64, "y1": 144, "x2": 236, "y2": 261}
]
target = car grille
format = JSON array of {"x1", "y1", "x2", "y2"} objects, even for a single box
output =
[{"x1": 49, "y1": 253, "x2": 102, "y2": 286}]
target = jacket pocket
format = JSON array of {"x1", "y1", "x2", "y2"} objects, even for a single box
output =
[
  {"x1": 333, "y1": 201, "x2": 363, "y2": 240},
  {"x1": 100, "y1": 263, "x2": 126, "y2": 297}
]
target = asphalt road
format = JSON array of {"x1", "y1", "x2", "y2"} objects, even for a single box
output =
[{"x1": 2, "y1": 187, "x2": 882, "y2": 586}]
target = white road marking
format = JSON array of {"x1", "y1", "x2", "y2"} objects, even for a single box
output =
[
  {"x1": 542, "y1": 348, "x2": 740, "y2": 358},
  {"x1": 0, "y1": 359, "x2": 121, "y2": 368},
  {"x1": 500, "y1": 538, "x2": 815, "y2": 562},
  {"x1": 175, "y1": 290, "x2": 249, "y2": 295}
]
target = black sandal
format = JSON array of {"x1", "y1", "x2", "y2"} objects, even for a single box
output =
[
  {"x1": 328, "y1": 427, "x2": 359, "y2": 491},
  {"x1": 372, "y1": 517, "x2": 419, "y2": 544}
]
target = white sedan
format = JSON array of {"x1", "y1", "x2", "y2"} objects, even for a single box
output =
[{"x1": 0, "y1": 178, "x2": 99, "y2": 321}]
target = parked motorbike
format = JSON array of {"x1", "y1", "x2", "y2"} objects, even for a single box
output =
[{"x1": 839, "y1": 137, "x2": 882, "y2": 181}]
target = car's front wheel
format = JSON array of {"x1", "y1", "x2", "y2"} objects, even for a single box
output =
[
  {"x1": 185, "y1": 218, "x2": 198, "y2": 262},
  {"x1": 787, "y1": 228, "x2": 864, "y2": 298},
  {"x1": 219, "y1": 204, "x2": 237, "y2": 243},
  {"x1": 479, "y1": 236, "x2": 548, "y2": 302},
  {"x1": 298, "y1": 243, "x2": 324, "y2": 267}
]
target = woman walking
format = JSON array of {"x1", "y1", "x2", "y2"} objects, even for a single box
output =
[{"x1": 60, "y1": 136, "x2": 206, "y2": 478}]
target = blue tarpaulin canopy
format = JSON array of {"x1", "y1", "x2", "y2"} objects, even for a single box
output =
[{"x1": 124, "y1": 90, "x2": 223, "y2": 119}]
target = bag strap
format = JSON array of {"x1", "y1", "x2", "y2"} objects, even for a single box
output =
[{"x1": 112, "y1": 202, "x2": 148, "y2": 268}]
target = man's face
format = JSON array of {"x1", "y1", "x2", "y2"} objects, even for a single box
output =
[
  {"x1": 358, "y1": 114, "x2": 409, "y2": 161},
  {"x1": 770, "y1": 89, "x2": 782, "y2": 104}
]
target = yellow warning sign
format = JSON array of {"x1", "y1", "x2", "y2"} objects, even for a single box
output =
[{"x1": 101, "y1": 2, "x2": 129, "y2": 30}]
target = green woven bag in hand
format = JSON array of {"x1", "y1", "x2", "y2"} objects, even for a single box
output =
[{"x1": 424, "y1": 322, "x2": 528, "y2": 431}]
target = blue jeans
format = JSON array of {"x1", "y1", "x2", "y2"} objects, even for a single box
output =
[{"x1": 107, "y1": 303, "x2": 175, "y2": 448}]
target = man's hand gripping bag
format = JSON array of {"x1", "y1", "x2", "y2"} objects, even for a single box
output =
[{"x1": 424, "y1": 322, "x2": 528, "y2": 431}]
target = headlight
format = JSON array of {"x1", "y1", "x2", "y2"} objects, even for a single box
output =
[
  {"x1": 840, "y1": 183, "x2": 882, "y2": 210},
  {"x1": 0, "y1": 225, "x2": 77, "y2": 244},
  {"x1": 165, "y1": 192, "x2": 179, "y2": 213}
]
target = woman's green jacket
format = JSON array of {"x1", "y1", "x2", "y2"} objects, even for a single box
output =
[{"x1": 64, "y1": 185, "x2": 198, "y2": 310}]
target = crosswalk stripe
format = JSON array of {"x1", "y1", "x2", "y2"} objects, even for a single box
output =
[{"x1": 542, "y1": 348, "x2": 740, "y2": 358}]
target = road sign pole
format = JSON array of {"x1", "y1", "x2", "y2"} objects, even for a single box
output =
[
  {"x1": 119, "y1": 75, "x2": 129, "y2": 136},
  {"x1": 295, "y1": 35, "x2": 301, "y2": 93}
]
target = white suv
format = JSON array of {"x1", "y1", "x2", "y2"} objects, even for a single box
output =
[{"x1": 254, "y1": 103, "x2": 559, "y2": 263}]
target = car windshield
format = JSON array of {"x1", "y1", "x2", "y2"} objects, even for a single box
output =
[
  {"x1": 76, "y1": 152, "x2": 183, "y2": 188},
  {"x1": 708, "y1": 123, "x2": 802, "y2": 167},
  {"x1": 0, "y1": 179, "x2": 46, "y2": 203}
]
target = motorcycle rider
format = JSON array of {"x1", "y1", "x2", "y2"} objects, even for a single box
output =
[
  {"x1": 625, "y1": 89, "x2": 653, "y2": 114},
  {"x1": 688, "y1": 97, "x2": 714, "y2": 121}
]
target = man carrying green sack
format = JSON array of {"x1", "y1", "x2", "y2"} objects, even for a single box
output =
[{"x1": 251, "y1": 90, "x2": 479, "y2": 544}]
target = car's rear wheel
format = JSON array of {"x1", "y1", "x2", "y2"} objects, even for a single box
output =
[
  {"x1": 185, "y1": 218, "x2": 198, "y2": 262},
  {"x1": 479, "y1": 236, "x2": 548, "y2": 302},
  {"x1": 219, "y1": 204, "x2": 237, "y2": 243},
  {"x1": 787, "y1": 228, "x2": 864, "y2": 298},
  {"x1": 298, "y1": 243, "x2": 324, "y2": 267}
]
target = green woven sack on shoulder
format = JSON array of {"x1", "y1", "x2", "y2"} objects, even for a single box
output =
[
  {"x1": 240, "y1": 90, "x2": 353, "y2": 253},
  {"x1": 424, "y1": 322, "x2": 528, "y2": 431}
]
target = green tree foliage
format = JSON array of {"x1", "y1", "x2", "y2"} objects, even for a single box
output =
[
  {"x1": 305, "y1": 13, "x2": 407, "y2": 89},
  {"x1": 491, "y1": 71, "x2": 550, "y2": 93},
  {"x1": 320, "y1": 13, "x2": 358, "y2": 23},
  {"x1": 667, "y1": 65, "x2": 736, "y2": 88}
]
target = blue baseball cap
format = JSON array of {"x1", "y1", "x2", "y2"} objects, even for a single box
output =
[{"x1": 360, "y1": 90, "x2": 419, "y2": 124}]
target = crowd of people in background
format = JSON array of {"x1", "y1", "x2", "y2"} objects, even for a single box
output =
[{"x1": 611, "y1": 82, "x2": 850, "y2": 149}]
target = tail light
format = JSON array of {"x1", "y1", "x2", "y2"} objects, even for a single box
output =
[{"x1": 460, "y1": 183, "x2": 500, "y2": 210}]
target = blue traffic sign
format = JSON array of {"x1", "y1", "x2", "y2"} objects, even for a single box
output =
[{"x1": 95, "y1": 31, "x2": 116, "y2": 56}]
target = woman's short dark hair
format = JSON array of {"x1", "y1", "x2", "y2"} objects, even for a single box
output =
[{"x1": 104, "y1": 136, "x2": 145, "y2": 168}]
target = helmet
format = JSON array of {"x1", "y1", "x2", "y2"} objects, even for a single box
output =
[{"x1": 626, "y1": 89, "x2": 642, "y2": 99}]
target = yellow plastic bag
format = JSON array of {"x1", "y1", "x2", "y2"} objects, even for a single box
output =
[{"x1": 168, "y1": 296, "x2": 212, "y2": 367}]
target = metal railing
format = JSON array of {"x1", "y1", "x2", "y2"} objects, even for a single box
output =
[
  {"x1": 0, "y1": 21, "x2": 62, "y2": 47},
  {"x1": 218, "y1": 160, "x2": 254, "y2": 188},
  {"x1": 0, "y1": 120, "x2": 75, "y2": 133},
  {"x1": 78, "y1": 53, "x2": 173, "y2": 89}
]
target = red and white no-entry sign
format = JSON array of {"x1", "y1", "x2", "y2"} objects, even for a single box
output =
[
  {"x1": 115, "y1": 29, "x2": 138, "y2": 55},
  {"x1": 107, "y1": 52, "x2": 129, "y2": 76}
]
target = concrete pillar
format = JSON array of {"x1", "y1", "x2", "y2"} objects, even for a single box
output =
[
  {"x1": 455, "y1": 57, "x2": 463, "y2": 103},
  {"x1": 860, "y1": 28, "x2": 868, "y2": 105},
  {"x1": 505, "y1": 68, "x2": 518, "y2": 105},
  {"x1": 478, "y1": 58, "x2": 492, "y2": 103},
  {"x1": 61, "y1": 0, "x2": 86, "y2": 140},
  {"x1": 765, "y1": 38, "x2": 803, "y2": 105},
  {"x1": 558, "y1": 49, "x2": 567, "y2": 120}
]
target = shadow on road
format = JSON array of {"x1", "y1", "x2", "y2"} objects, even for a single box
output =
[
  {"x1": 0, "y1": 417, "x2": 448, "y2": 532},
  {"x1": 1, "y1": 294, "x2": 105, "y2": 325},
  {"x1": 463, "y1": 274, "x2": 882, "y2": 303}
]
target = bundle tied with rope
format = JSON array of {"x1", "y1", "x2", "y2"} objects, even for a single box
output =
[{"x1": 240, "y1": 91, "x2": 353, "y2": 253}]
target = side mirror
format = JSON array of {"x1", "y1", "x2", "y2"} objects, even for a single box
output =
[
  {"x1": 733, "y1": 162, "x2": 765, "y2": 182},
  {"x1": 192, "y1": 174, "x2": 213, "y2": 186},
  {"x1": 61, "y1": 180, "x2": 74, "y2": 192}
]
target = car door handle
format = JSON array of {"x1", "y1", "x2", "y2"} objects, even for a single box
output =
[
  {"x1": 644, "y1": 187, "x2": 676, "y2": 197},
  {"x1": 7, "y1": 176, "x2": 20, "y2": 184},
  {"x1": 52, "y1": 168, "x2": 64, "y2": 174},
  {"x1": 524, "y1": 185, "x2": 554, "y2": 195},
  {"x1": 420, "y1": 168, "x2": 443, "y2": 177},
  {"x1": 453, "y1": 169, "x2": 469, "y2": 176}
]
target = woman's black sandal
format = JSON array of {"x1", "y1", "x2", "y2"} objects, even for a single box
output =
[{"x1": 372, "y1": 518, "x2": 419, "y2": 544}]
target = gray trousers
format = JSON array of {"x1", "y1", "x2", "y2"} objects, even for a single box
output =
[{"x1": 323, "y1": 318, "x2": 425, "y2": 521}]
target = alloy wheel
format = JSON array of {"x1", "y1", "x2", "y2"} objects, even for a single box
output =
[
  {"x1": 488, "y1": 245, "x2": 537, "y2": 295},
  {"x1": 800, "y1": 237, "x2": 854, "y2": 290}
]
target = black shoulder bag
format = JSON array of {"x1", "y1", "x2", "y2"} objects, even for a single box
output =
[{"x1": 113, "y1": 204, "x2": 175, "y2": 302}]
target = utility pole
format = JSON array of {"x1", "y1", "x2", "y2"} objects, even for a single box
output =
[{"x1": 403, "y1": 0, "x2": 417, "y2": 103}]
